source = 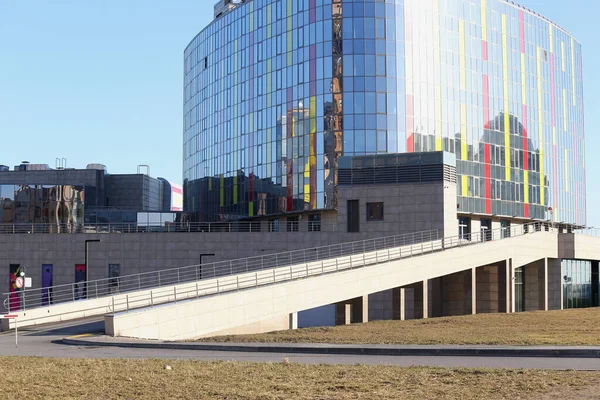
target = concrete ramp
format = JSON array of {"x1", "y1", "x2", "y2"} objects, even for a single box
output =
[{"x1": 106, "y1": 230, "x2": 565, "y2": 340}]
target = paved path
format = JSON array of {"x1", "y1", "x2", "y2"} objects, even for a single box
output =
[{"x1": 1, "y1": 319, "x2": 599, "y2": 370}]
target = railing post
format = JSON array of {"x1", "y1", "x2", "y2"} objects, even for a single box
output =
[
  {"x1": 138, "y1": 275, "x2": 141, "y2": 290},
  {"x1": 216, "y1": 280, "x2": 219, "y2": 294},
  {"x1": 95, "y1": 281, "x2": 99, "y2": 298},
  {"x1": 245, "y1": 259, "x2": 248, "y2": 273},
  {"x1": 112, "y1": 297, "x2": 115, "y2": 312},
  {"x1": 290, "y1": 266, "x2": 293, "y2": 280},
  {"x1": 150, "y1": 290, "x2": 154, "y2": 306},
  {"x1": 196, "y1": 282, "x2": 199, "y2": 298},
  {"x1": 306, "y1": 263, "x2": 309, "y2": 276},
  {"x1": 255, "y1": 272, "x2": 258, "y2": 287},
  {"x1": 336, "y1": 258, "x2": 339, "y2": 271},
  {"x1": 273, "y1": 268, "x2": 276, "y2": 283},
  {"x1": 236, "y1": 276, "x2": 239, "y2": 291},
  {"x1": 158, "y1": 271, "x2": 161, "y2": 286},
  {"x1": 72, "y1": 284, "x2": 76, "y2": 302},
  {"x1": 177, "y1": 270, "x2": 180, "y2": 284},
  {"x1": 174, "y1": 287, "x2": 177, "y2": 302},
  {"x1": 126, "y1": 295, "x2": 129, "y2": 311}
]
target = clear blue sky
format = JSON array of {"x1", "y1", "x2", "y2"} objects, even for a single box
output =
[{"x1": 1, "y1": 1, "x2": 598, "y2": 225}]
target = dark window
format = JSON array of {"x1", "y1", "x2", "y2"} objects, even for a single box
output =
[
  {"x1": 286, "y1": 216, "x2": 299, "y2": 232},
  {"x1": 109, "y1": 264, "x2": 121, "y2": 294},
  {"x1": 459, "y1": 217, "x2": 471, "y2": 240},
  {"x1": 347, "y1": 200, "x2": 360, "y2": 233},
  {"x1": 308, "y1": 214, "x2": 321, "y2": 232},
  {"x1": 366, "y1": 202, "x2": 384, "y2": 221},
  {"x1": 481, "y1": 218, "x2": 491, "y2": 241}
]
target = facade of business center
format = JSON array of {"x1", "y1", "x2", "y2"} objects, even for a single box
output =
[
  {"x1": 182, "y1": 0, "x2": 595, "y2": 310},
  {"x1": 1, "y1": 0, "x2": 595, "y2": 317}
]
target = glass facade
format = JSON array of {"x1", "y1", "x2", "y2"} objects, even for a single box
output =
[
  {"x1": 0, "y1": 184, "x2": 85, "y2": 227},
  {"x1": 183, "y1": 0, "x2": 585, "y2": 224},
  {"x1": 561, "y1": 259, "x2": 595, "y2": 309}
]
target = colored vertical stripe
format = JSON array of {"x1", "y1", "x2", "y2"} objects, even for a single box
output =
[
  {"x1": 550, "y1": 47, "x2": 557, "y2": 214},
  {"x1": 563, "y1": 88, "x2": 567, "y2": 132},
  {"x1": 459, "y1": 21, "x2": 466, "y2": 90},
  {"x1": 537, "y1": 47, "x2": 545, "y2": 206},
  {"x1": 309, "y1": 95, "x2": 317, "y2": 209},
  {"x1": 484, "y1": 144, "x2": 491, "y2": 214},
  {"x1": 502, "y1": 14, "x2": 510, "y2": 181},
  {"x1": 483, "y1": 75, "x2": 490, "y2": 123},
  {"x1": 520, "y1": 11, "x2": 529, "y2": 215},
  {"x1": 481, "y1": 0, "x2": 488, "y2": 42}
]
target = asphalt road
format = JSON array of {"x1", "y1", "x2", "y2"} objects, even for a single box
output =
[{"x1": 1, "y1": 319, "x2": 599, "y2": 370}]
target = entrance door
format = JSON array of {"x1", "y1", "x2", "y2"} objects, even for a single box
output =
[
  {"x1": 42, "y1": 264, "x2": 53, "y2": 306},
  {"x1": 8, "y1": 264, "x2": 21, "y2": 311},
  {"x1": 74, "y1": 264, "x2": 86, "y2": 300}
]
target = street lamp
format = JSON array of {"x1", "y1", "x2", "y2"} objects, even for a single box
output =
[{"x1": 84, "y1": 239, "x2": 101, "y2": 298}]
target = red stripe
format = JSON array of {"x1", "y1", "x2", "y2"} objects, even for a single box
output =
[
  {"x1": 482, "y1": 40, "x2": 488, "y2": 61},
  {"x1": 406, "y1": 94, "x2": 414, "y2": 152},
  {"x1": 2, "y1": 314, "x2": 18, "y2": 318},
  {"x1": 484, "y1": 144, "x2": 491, "y2": 214}
]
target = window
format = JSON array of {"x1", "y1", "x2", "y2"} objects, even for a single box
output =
[
  {"x1": 366, "y1": 202, "x2": 384, "y2": 221},
  {"x1": 286, "y1": 216, "x2": 299, "y2": 232},
  {"x1": 347, "y1": 200, "x2": 360, "y2": 232},
  {"x1": 308, "y1": 214, "x2": 321, "y2": 232}
]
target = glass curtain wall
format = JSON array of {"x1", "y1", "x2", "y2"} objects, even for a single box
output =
[
  {"x1": 561, "y1": 259, "x2": 593, "y2": 309},
  {"x1": 183, "y1": 0, "x2": 585, "y2": 225}
]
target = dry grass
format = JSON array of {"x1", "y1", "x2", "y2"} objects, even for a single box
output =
[
  {"x1": 199, "y1": 308, "x2": 600, "y2": 346},
  {"x1": 0, "y1": 357, "x2": 598, "y2": 400}
]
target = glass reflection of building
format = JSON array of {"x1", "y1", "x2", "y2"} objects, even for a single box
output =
[
  {"x1": 184, "y1": 0, "x2": 585, "y2": 227},
  {"x1": 0, "y1": 184, "x2": 85, "y2": 227}
]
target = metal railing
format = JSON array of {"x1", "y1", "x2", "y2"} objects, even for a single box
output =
[
  {"x1": 0, "y1": 221, "x2": 338, "y2": 234},
  {"x1": 2, "y1": 229, "x2": 439, "y2": 313}
]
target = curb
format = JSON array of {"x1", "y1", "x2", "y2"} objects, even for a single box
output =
[{"x1": 61, "y1": 337, "x2": 600, "y2": 358}]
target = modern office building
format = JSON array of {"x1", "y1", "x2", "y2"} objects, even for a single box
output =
[
  {"x1": 0, "y1": 161, "x2": 181, "y2": 229},
  {"x1": 183, "y1": 0, "x2": 585, "y2": 233}
]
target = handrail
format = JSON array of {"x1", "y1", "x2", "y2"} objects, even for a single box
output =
[
  {"x1": 2, "y1": 229, "x2": 439, "y2": 313},
  {"x1": 3, "y1": 222, "x2": 595, "y2": 324},
  {"x1": 0, "y1": 221, "x2": 338, "y2": 234}
]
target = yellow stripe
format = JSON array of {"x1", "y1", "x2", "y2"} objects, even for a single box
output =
[
  {"x1": 462, "y1": 175, "x2": 468, "y2": 197},
  {"x1": 561, "y1": 42, "x2": 565, "y2": 72},
  {"x1": 571, "y1": 38, "x2": 576, "y2": 105},
  {"x1": 249, "y1": 202, "x2": 254, "y2": 217},
  {"x1": 208, "y1": 177, "x2": 212, "y2": 191},
  {"x1": 502, "y1": 15, "x2": 510, "y2": 181},
  {"x1": 537, "y1": 47, "x2": 545, "y2": 205},
  {"x1": 67, "y1": 333, "x2": 93, "y2": 339},
  {"x1": 481, "y1": 0, "x2": 487, "y2": 41},
  {"x1": 549, "y1": 25, "x2": 554, "y2": 53},
  {"x1": 266, "y1": 4, "x2": 272, "y2": 38}
]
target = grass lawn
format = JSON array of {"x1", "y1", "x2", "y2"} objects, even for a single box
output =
[
  {"x1": 198, "y1": 308, "x2": 600, "y2": 346},
  {"x1": 1, "y1": 357, "x2": 599, "y2": 400}
]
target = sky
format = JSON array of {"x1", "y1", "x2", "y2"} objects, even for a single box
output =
[{"x1": 0, "y1": 1, "x2": 598, "y2": 225}]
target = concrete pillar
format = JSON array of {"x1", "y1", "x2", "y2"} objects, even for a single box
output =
[
  {"x1": 351, "y1": 295, "x2": 369, "y2": 323},
  {"x1": 543, "y1": 259, "x2": 549, "y2": 311},
  {"x1": 471, "y1": 267, "x2": 477, "y2": 314},
  {"x1": 510, "y1": 259, "x2": 516, "y2": 313},
  {"x1": 335, "y1": 303, "x2": 351, "y2": 325},
  {"x1": 547, "y1": 258, "x2": 563, "y2": 310},
  {"x1": 335, "y1": 296, "x2": 368, "y2": 325},
  {"x1": 498, "y1": 262, "x2": 508, "y2": 313},
  {"x1": 392, "y1": 287, "x2": 406, "y2": 320},
  {"x1": 289, "y1": 312, "x2": 298, "y2": 330},
  {"x1": 422, "y1": 279, "x2": 429, "y2": 319},
  {"x1": 431, "y1": 277, "x2": 443, "y2": 318},
  {"x1": 593, "y1": 262, "x2": 599, "y2": 307}
]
